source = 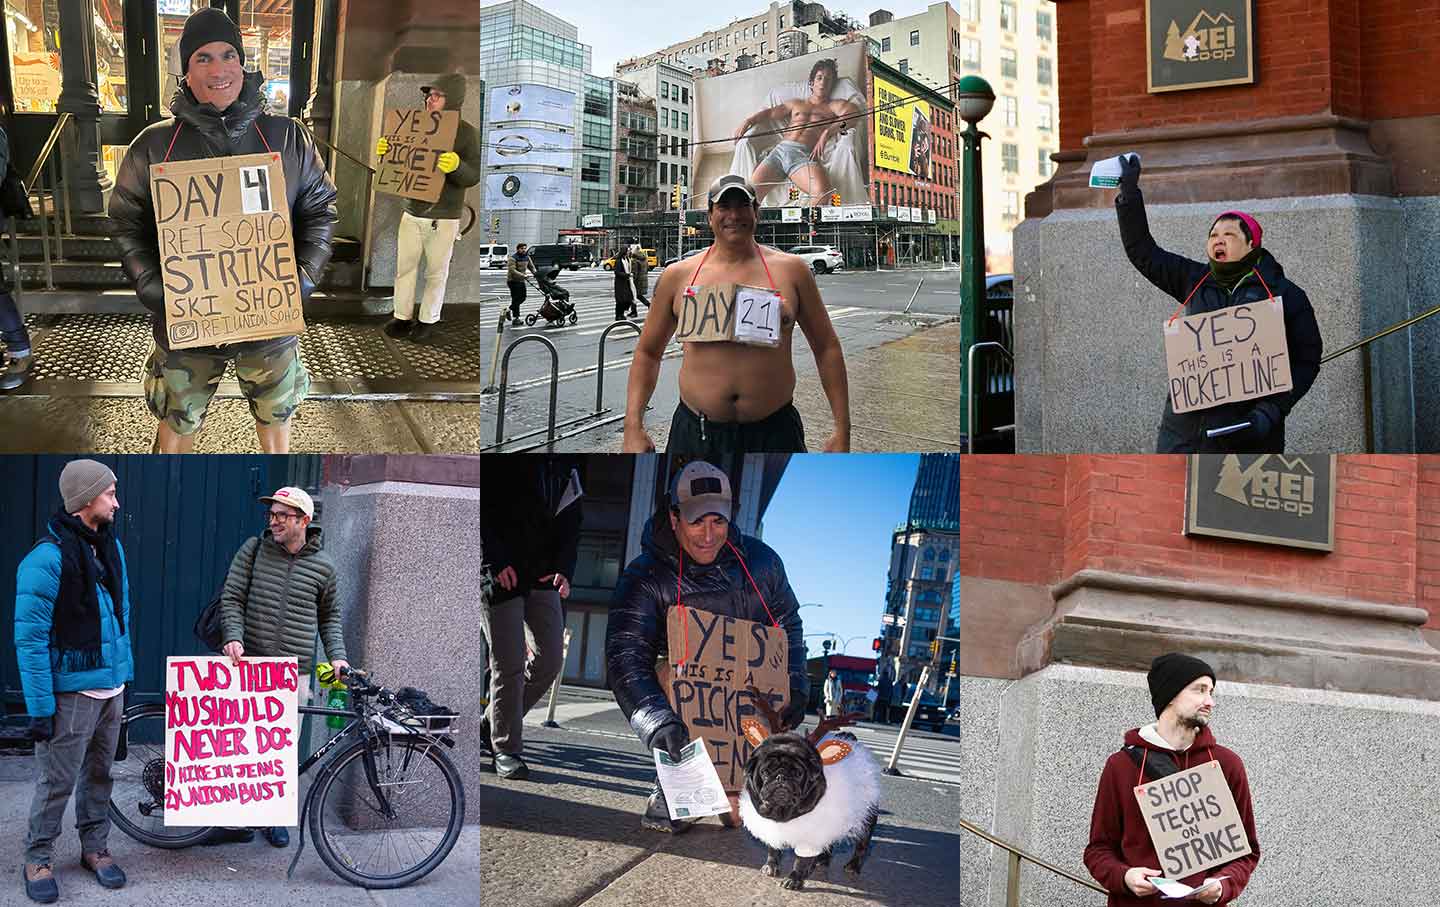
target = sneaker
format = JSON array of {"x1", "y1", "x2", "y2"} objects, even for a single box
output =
[
  {"x1": 79, "y1": 850, "x2": 126, "y2": 889},
  {"x1": 641, "y1": 784, "x2": 695, "y2": 834},
  {"x1": 409, "y1": 321, "x2": 437, "y2": 342},
  {"x1": 201, "y1": 827, "x2": 255, "y2": 846},
  {"x1": 494, "y1": 752, "x2": 530, "y2": 780},
  {"x1": 383, "y1": 318, "x2": 413, "y2": 338},
  {"x1": 261, "y1": 827, "x2": 290, "y2": 848},
  {"x1": 0, "y1": 352, "x2": 32, "y2": 392},
  {"x1": 22, "y1": 863, "x2": 57, "y2": 904}
]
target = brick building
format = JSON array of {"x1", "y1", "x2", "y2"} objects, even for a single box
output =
[
  {"x1": 1012, "y1": 0, "x2": 1437, "y2": 454},
  {"x1": 959, "y1": 454, "x2": 1440, "y2": 906}
]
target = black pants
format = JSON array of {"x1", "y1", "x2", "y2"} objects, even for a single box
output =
[
  {"x1": 507, "y1": 280, "x2": 526, "y2": 319},
  {"x1": 665, "y1": 399, "x2": 807, "y2": 455},
  {"x1": 0, "y1": 291, "x2": 30, "y2": 353}
]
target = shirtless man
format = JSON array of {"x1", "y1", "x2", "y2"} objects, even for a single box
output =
[
  {"x1": 621, "y1": 174, "x2": 850, "y2": 454},
  {"x1": 735, "y1": 58, "x2": 858, "y2": 201}
]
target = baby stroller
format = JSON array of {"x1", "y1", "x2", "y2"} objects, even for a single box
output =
[{"x1": 526, "y1": 267, "x2": 578, "y2": 327}]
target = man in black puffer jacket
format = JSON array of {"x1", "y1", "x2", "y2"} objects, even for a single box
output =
[
  {"x1": 108, "y1": 8, "x2": 338, "y2": 454},
  {"x1": 1115, "y1": 154, "x2": 1322, "y2": 452},
  {"x1": 605, "y1": 460, "x2": 809, "y2": 833}
]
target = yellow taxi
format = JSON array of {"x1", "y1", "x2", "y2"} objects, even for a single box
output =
[{"x1": 603, "y1": 248, "x2": 658, "y2": 270}]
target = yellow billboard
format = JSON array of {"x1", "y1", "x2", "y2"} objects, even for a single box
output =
[{"x1": 873, "y1": 75, "x2": 932, "y2": 177}]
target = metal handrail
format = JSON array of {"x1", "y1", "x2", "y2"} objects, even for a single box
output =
[
  {"x1": 307, "y1": 130, "x2": 377, "y2": 293},
  {"x1": 23, "y1": 112, "x2": 72, "y2": 191},
  {"x1": 594, "y1": 318, "x2": 642, "y2": 411},
  {"x1": 1321, "y1": 302, "x2": 1440, "y2": 363},
  {"x1": 966, "y1": 340, "x2": 1015, "y2": 454},
  {"x1": 18, "y1": 113, "x2": 74, "y2": 291},
  {"x1": 958, "y1": 817, "x2": 1108, "y2": 903},
  {"x1": 494, "y1": 334, "x2": 560, "y2": 449}
]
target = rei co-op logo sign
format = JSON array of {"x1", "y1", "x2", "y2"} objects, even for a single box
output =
[
  {"x1": 1146, "y1": 0, "x2": 1255, "y2": 93},
  {"x1": 1184, "y1": 455, "x2": 1335, "y2": 551}
]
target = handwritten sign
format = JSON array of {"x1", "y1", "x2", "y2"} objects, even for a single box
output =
[
  {"x1": 1163, "y1": 298, "x2": 1292, "y2": 413},
  {"x1": 377, "y1": 109, "x2": 460, "y2": 203},
  {"x1": 164, "y1": 656, "x2": 299, "y2": 827},
  {"x1": 1133, "y1": 760, "x2": 1252, "y2": 878},
  {"x1": 675, "y1": 283, "x2": 783, "y2": 347},
  {"x1": 150, "y1": 153, "x2": 303, "y2": 349},
  {"x1": 657, "y1": 605, "x2": 789, "y2": 791}
]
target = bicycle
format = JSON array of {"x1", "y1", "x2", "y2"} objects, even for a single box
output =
[{"x1": 107, "y1": 667, "x2": 465, "y2": 889}]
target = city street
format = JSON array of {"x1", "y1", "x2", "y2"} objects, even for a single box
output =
[
  {"x1": 482, "y1": 684, "x2": 961, "y2": 907},
  {"x1": 479, "y1": 265, "x2": 962, "y2": 452}
]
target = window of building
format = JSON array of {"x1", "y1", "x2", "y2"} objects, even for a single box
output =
[
  {"x1": 1038, "y1": 57, "x2": 1053, "y2": 86},
  {"x1": 682, "y1": 138, "x2": 689, "y2": 155},
  {"x1": 1003, "y1": 191, "x2": 1019, "y2": 218},
  {"x1": 661, "y1": 81, "x2": 669, "y2": 99},
  {"x1": 681, "y1": 165, "x2": 688, "y2": 183},
  {"x1": 681, "y1": 86, "x2": 689, "y2": 103},
  {"x1": 1038, "y1": 101, "x2": 1053, "y2": 131},
  {"x1": 659, "y1": 162, "x2": 669, "y2": 183},
  {"x1": 581, "y1": 155, "x2": 606, "y2": 184},
  {"x1": 779, "y1": 13, "x2": 785, "y2": 27},
  {"x1": 920, "y1": 566, "x2": 934, "y2": 580},
  {"x1": 1037, "y1": 9, "x2": 1053, "y2": 41},
  {"x1": 899, "y1": 59, "x2": 908, "y2": 74},
  {"x1": 681, "y1": 112, "x2": 689, "y2": 130},
  {"x1": 1038, "y1": 148, "x2": 1052, "y2": 177},
  {"x1": 881, "y1": 36, "x2": 891, "y2": 52},
  {"x1": 1000, "y1": 1, "x2": 1016, "y2": 31},
  {"x1": 1000, "y1": 48, "x2": 1017, "y2": 80},
  {"x1": 961, "y1": 0, "x2": 978, "y2": 21},
  {"x1": 961, "y1": 38, "x2": 980, "y2": 69},
  {"x1": 939, "y1": 548, "x2": 950, "y2": 562},
  {"x1": 1002, "y1": 95, "x2": 1018, "y2": 127},
  {"x1": 910, "y1": 30, "x2": 920, "y2": 46},
  {"x1": 760, "y1": 41, "x2": 767, "y2": 57}
]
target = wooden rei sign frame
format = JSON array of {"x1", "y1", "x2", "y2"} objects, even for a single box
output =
[{"x1": 1146, "y1": 0, "x2": 1255, "y2": 93}]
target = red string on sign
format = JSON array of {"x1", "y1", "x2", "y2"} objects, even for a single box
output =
[
  {"x1": 684, "y1": 242, "x2": 780, "y2": 299},
  {"x1": 1167, "y1": 261, "x2": 1276, "y2": 326},
  {"x1": 162, "y1": 122, "x2": 184, "y2": 163}
]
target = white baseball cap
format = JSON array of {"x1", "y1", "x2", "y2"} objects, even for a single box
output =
[
  {"x1": 259, "y1": 486, "x2": 314, "y2": 519},
  {"x1": 671, "y1": 461, "x2": 732, "y2": 523}
]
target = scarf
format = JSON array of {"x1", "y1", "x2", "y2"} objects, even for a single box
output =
[
  {"x1": 49, "y1": 509, "x2": 125, "y2": 673},
  {"x1": 1208, "y1": 247, "x2": 1264, "y2": 293}
]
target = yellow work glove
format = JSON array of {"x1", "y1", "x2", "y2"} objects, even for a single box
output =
[
  {"x1": 375, "y1": 137, "x2": 389, "y2": 157},
  {"x1": 437, "y1": 151, "x2": 460, "y2": 173}
]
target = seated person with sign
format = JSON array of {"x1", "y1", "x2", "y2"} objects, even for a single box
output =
[
  {"x1": 108, "y1": 8, "x2": 338, "y2": 454},
  {"x1": 1114, "y1": 154, "x2": 1321, "y2": 453},
  {"x1": 622, "y1": 175, "x2": 850, "y2": 454},
  {"x1": 1084, "y1": 654, "x2": 1260, "y2": 906},
  {"x1": 604, "y1": 461, "x2": 810, "y2": 833}
]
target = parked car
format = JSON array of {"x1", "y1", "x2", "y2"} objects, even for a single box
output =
[
  {"x1": 662, "y1": 248, "x2": 706, "y2": 268},
  {"x1": 526, "y1": 243, "x2": 591, "y2": 272},
  {"x1": 985, "y1": 273, "x2": 1013, "y2": 300},
  {"x1": 787, "y1": 245, "x2": 845, "y2": 274},
  {"x1": 603, "y1": 248, "x2": 658, "y2": 269},
  {"x1": 911, "y1": 692, "x2": 951, "y2": 733},
  {"x1": 480, "y1": 244, "x2": 510, "y2": 269}
]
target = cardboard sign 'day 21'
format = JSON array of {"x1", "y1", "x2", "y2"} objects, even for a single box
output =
[
  {"x1": 1163, "y1": 298, "x2": 1292, "y2": 414},
  {"x1": 658, "y1": 605, "x2": 788, "y2": 791},
  {"x1": 1133, "y1": 760, "x2": 1252, "y2": 878},
  {"x1": 377, "y1": 109, "x2": 460, "y2": 203},
  {"x1": 150, "y1": 152, "x2": 303, "y2": 349},
  {"x1": 674, "y1": 283, "x2": 782, "y2": 347}
]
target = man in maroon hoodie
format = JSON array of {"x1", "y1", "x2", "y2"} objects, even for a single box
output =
[{"x1": 1084, "y1": 654, "x2": 1260, "y2": 905}]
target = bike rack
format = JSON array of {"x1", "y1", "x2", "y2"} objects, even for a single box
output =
[
  {"x1": 494, "y1": 335, "x2": 559, "y2": 449},
  {"x1": 595, "y1": 319, "x2": 643, "y2": 412},
  {"x1": 967, "y1": 341, "x2": 1015, "y2": 454},
  {"x1": 480, "y1": 294, "x2": 504, "y2": 395}
]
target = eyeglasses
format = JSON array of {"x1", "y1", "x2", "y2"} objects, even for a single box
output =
[{"x1": 267, "y1": 510, "x2": 300, "y2": 523}]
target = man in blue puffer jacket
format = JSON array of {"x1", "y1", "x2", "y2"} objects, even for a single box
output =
[
  {"x1": 15, "y1": 459, "x2": 134, "y2": 903},
  {"x1": 605, "y1": 460, "x2": 809, "y2": 834}
]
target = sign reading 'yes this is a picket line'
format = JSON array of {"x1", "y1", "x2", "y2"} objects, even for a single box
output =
[
  {"x1": 150, "y1": 152, "x2": 303, "y2": 349},
  {"x1": 1163, "y1": 298, "x2": 1293, "y2": 414},
  {"x1": 1133, "y1": 760, "x2": 1252, "y2": 878},
  {"x1": 164, "y1": 656, "x2": 299, "y2": 827},
  {"x1": 377, "y1": 109, "x2": 460, "y2": 203}
]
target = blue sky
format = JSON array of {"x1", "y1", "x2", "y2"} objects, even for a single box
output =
[
  {"x1": 499, "y1": 0, "x2": 944, "y2": 76},
  {"x1": 760, "y1": 454, "x2": 919, "y2": 662}
]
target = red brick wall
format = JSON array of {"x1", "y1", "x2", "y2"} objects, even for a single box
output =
[
  {"x1": 959, "y1": 456, "x2": 1066, "y2": 585},
  {"x1": 1419, "y1": 459, "x2": 1440, "y2": 628},
  {"x1": 1359, "y1": 1, "x2": 1440, "y2": 119},
  {"x1": 1057, "y1": 0, "x2": 1093, "y2": 152}
]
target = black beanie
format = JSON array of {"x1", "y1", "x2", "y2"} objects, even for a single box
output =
[
  {"x1": 180, "y1": 8, "x2": 245, "y2": 75},
  {"x1": 1147, "y1": 653, "x2": 1216, "y2": 718}
]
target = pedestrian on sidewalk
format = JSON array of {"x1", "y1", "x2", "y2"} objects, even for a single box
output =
[
  {"x1": 874, "y1": 670, "x2": 892, "y2": 725},
  {"x1": 506, "y1": 243, "x2": 536, "y2": 325},
  {"x1": 823, "y1": 669, "x2": 843, "y2": 718},
  {"x1": 378, "y1": 73, "x2": 480, "y2": 343},
  {"x1": 214, "y1": 486, "x2": 347, "y2": 848},
  {"x1": 622, "y1": 174, "x2": 851, "y2": 455},
  {"x1": 1083, "y1": 653, "x2": 1260, "y2": 905},
  {"x1": 613, "y1": 240, "x2": 638, "y2": 321},
  {"x1": 606, "y1": 460, "x2": 810, "y2": 833},
  {"x1": 108, "y1": 7, "x2": 338, "y2": 454},
  {"x1": 0, "y1": 115, "x2": 34, "y2": 393},
  {"x1": 1113, "y1": 154, "x2": 1322, "y2": 453},
  {"x1": 479, "y1": 456, "x2": 583, "y2": 781},
  {"x1": 628, "y1": 243, "x2": 650, "y2": 310},
  {"x1": 15, "y1": 460, "x2": 133, "y2": 903}
]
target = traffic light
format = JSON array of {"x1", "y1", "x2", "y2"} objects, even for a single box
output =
[
  {"x1": 928, "y1": 639, "x2": 939, "y2": 658},
  {"x1": 829, "y1": 191, "x2": 841, "y2": 207},
  {"x1": 671, "y1": 183, "x2": 682, "y2": 210},
  {"x1": 872, "y1": 637, "x2": 882, "y2": 653},
  {"x1": 788, "y1": 186, "x2": 800, "y2": 202}
]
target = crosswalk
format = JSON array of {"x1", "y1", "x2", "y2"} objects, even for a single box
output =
[{"x1": 842, "y1": 724, "x2": 962, "y2": 785}]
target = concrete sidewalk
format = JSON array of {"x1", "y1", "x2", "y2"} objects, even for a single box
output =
[{"x1": 482, "y1": 725, "x2": 960, "y2": 907}]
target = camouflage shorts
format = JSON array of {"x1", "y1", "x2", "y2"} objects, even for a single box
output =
[{"x1": 144, "y1": 343, "x2": 310, "y2": 435}]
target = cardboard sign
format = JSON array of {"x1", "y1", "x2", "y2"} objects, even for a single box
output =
[
  {"x1": 675, "y1": 283, "x2": 783, "y2": 347},
  {"x1": 150, "y1": 153, "x2": 303, "y2": 349},
  {"x1": 657, "y1": 605, "x2": 789, "y2": 791},
  {"x1": 163, "y1": 656, "x2": 299, "y2": 827},
  {"x1": 377, "y1": 108, "x2": 460, "y2": 203},
  {"x1": 1163, "y1": 298, "x2": 1293, "y2": 413},
  {"x1": 1133, "y1": 760, "x2": 1252, "y2": 878}
]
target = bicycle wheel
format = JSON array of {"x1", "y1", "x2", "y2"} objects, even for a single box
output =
[
  {"x1": 308, "y1": 735, "x2": 465, "y2": 889},
  {"x1": 107, "y1": 704, "x2": 214, "y2": 848}
]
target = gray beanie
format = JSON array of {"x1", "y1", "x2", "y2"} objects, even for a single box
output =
[{"x1": 60, "y1": 459, "x2": 117, "y2": 513}]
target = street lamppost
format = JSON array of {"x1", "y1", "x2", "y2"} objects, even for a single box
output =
[{"x1": 958, "y1": 74, "x2": 995, "y2": 443}]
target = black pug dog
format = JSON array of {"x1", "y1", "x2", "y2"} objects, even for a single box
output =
[{"x1": 737, "y1": 705, "x2": 881, "y2": 891}]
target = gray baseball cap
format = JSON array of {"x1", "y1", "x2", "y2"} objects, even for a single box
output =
[
  {"x1": 707, "y1": 173, "x2": 758, "y2": 208},
  {"x1": 671, "y1": 461, "x2": 732, "y2": 523}
]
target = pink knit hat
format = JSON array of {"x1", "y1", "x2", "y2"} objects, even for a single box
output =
[{"x1": 1213, "y1": 211, "x2": 1262, "y2": 248}]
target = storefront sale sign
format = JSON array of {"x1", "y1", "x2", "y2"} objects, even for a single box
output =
[
  {"x1": 1163, "y1": 298, "x2": 1292, "y2": 413},
  {"x1": 164, "y1": 656, "x2": 299, "y2": 827},
  {"x1": 1133, "y1": 760, "x2": 1252, "y2": 878}
]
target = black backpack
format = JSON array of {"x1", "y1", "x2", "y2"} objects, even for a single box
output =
[
  {"x1": 394, "y1": 686, "x2": 457, "y2": 730},
  {"x1": 193, "y1": 539, "x2": 258, "y2": 652}
]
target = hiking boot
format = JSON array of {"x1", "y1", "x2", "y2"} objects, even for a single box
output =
[
  {"x1": 641, "y1": 784, "x2": 695, "y2": 834},
  {"x1": 80, "y1": 850, "x2": 126, "y2": 889},
  {"x1": 0, "y1": 351, "x2": 32, "y2": 392},
  {"x1": 261, "y1": 827, "x2": 290, "y2": 848},
  {"x1": 409, "y1": 321, "x2": 437, "y2": 342},
  {"x1": 22, "y1": 863, "x2": 58, "y2": 903},
  {"x1": 383, "y1": 318, "x2": 413, "y2": 339},
  {"x1": 494, "y1": 752, "x2": 530, "y2": 780},
  {"x1": 201, "y1": 827, "x2": 255, "y2": 845}
]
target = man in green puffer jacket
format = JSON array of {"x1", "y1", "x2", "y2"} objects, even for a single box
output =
[{"x1": 216, "y1": 485, "x2": 348, "y2": 849}]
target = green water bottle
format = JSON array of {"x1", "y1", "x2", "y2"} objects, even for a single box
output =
[{"x1": 315, "y1": 662, "x2": 349, "y2": 729}]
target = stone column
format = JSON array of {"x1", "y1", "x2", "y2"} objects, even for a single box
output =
[
  {"x1": 304, "y1": 0, "x2": 342, "y2": 145},
  {"x1": 56, "y1": 0, "x2": 111, "y2": 212}
]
